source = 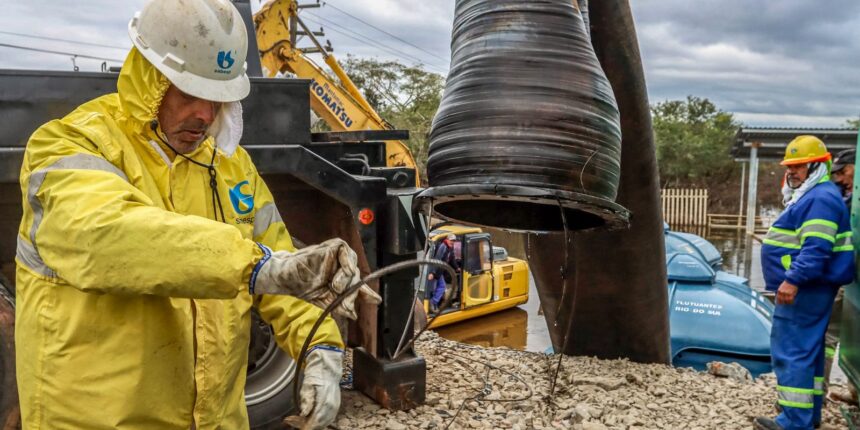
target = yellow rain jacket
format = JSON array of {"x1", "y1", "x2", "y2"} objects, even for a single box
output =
[{"x1": 15, "y1": 48, "x2": 343, "y2": 429}]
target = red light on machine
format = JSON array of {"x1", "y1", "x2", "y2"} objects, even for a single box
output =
[{"x1": 358, "y1": 208, "x2": 374, "y2": 225}]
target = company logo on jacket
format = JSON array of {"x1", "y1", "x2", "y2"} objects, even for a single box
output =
[{"x1": 229, "y1": 180, "x2": 254, "y2": 215}]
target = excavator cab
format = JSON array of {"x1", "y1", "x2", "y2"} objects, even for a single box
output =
[
  {"x1": 461, "y1": 233, "x2": 494, "y2": 308},
  {"x1": 420, "y1": 226, "x2": 529, "y2": 328},
  {"x1": 422, "y1": 231, "x2": 494, "y2": 313}
]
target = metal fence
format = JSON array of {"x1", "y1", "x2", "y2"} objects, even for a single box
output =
[{"x1": 661, "y1": 188, "x2": 709, "y2": 227}]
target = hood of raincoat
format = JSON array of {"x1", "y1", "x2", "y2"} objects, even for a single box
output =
[
  {"x1": 116, "y1": 47, "x2": 171, "y2": 138},
  {"x1": 116, "y1": 47, "x2": 243, "y2": 157}
]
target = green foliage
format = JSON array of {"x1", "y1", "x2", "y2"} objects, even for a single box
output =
[
  {"x1": 340, "y1": 56, "x2": 445, "y2": 184},
  {"x1": 652, "y1": 96, "x2": 742, "y2": 187},
  {"x1": 844, "y1": 117, "x2": 860, "y2": 129}
]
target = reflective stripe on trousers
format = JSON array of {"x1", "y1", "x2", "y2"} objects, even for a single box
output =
[
  {"x1": 772, "y1": 284, "x2": 837, "y2": 430},
  {"x1": 777, "y1": 385, "x2": 814, "y2": 409}
]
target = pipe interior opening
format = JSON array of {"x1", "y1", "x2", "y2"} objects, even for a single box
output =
[{"x1": 434, "y1": 199, "x2": 605, "y2": 232}]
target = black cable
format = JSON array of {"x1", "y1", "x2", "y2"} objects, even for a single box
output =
[
  {"x1": 150, "y1": 120, "x2": 226, "y2": 223},
  {"x1": 443, "y1": 364, "x2": 488, "y2": 430},
  {"x1": 548, "y1": 199, "x2": 573, "y2": 401},
  {"x1": 291, "y1": 259, "x2": 457, "y2": 415},
  {"x1": 302, "y1": 13, "x2": 449, "y2": 74},
  {"x1": 289, "y1": 257, "x2": 534, "y2": 428},
  {"x1": 391, "y1": 199, "x2": 435, "y2": 360},
  {"x1": 446, "y1": 351, "x2": 532, "y2": 401},
  {"x1": 439, "y1": 350, "x2": 534, "y2": 429},
  {"x1": 391, "y1": 259, "x2": 458, "y2": 360},
  {"x1": 321, "y1": 2, "x2": 450, "y2": 64},
  {"x1": 0, "y1": 42, "x2": 123, "y2": 62},
  {"x1": 304, "y1": 11, "x2": 427, "y2": 65},
  {"x1": 0, "y1": 30, "x2": 129, "y2": 50}
]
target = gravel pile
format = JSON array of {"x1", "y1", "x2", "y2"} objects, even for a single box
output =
[{"x1": 333, "y1": 332, "x2": 852, "y2": 429}]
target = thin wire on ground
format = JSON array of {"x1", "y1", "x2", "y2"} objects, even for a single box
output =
[
  {"x1": 548, "y1": 199, "x2": 574, "y2": 402},
  {"x1": 440, "y1": 350, "x2": 534, "y2": 429}
]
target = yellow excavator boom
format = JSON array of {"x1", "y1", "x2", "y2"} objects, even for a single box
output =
[{"x1": 254, "y1": 0, "x2": 418, "y2": 174}]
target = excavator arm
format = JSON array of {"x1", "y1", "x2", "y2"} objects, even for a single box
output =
[{"x1": 254, "y1": 0, "x2": 418, "y2": 173}]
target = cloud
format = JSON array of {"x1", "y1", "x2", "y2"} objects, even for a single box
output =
[
  {"x1": 631, "y1": 0, "x2": 860, "y2": 126},
  {"x1": 0, "y1": 0, "x2": 857, "y2": 127},
  {"x1": 0, "y1": 1, "x2": 137, "y2": 70}
]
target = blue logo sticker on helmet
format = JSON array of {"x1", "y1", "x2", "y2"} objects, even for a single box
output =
[
  {"x1": 229, "y1": 180, "x2": 254, "y2": 215},
  {"x1": 217, "y1": 50, "x2": 235, "y2": 70}
]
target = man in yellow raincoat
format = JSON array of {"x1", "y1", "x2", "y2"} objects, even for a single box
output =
[{"x1": 14, "y1": 0, "x2": 379, "y2": 429}]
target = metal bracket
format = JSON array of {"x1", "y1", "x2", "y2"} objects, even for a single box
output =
[{"x1": 353, "y1": 349, "x2": 426, "y2": 410}]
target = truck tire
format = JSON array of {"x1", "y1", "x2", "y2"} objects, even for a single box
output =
[
  {"x1": 0, "y1": 277, "x2": 20, "y2": 429},
  {"x1": 246, "y1": 310, "x2": 298, "y2": 430}
]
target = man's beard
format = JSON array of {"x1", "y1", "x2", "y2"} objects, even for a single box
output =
[{"x1": 787, "y1": 177, "x2": 802, "y2": 189}]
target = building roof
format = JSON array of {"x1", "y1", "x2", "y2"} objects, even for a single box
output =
[{"x1": 732, "y1": 127, "x2": 858, "y2": 161}]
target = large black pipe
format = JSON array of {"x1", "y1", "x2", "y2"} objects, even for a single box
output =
[
  {"x1": 529, "y1": 0, "x2": 670, "y2": 363},
  {"x1": 420, "y1": 0, "x2": 628, "y2": 233}
]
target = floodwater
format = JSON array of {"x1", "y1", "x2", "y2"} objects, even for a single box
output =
[
  {"x1": 435, "y1": 274, "x2": 552, "y2": 353},
  {"x1": 707, "y1": 230, "x2": 766, "y2": 291},
  {"x1": 436, "y1": 227, "x2": 766, "y2": 352}
]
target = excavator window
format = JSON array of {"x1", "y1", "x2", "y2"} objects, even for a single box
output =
[{"x1": 464, "y1": 236, "x2": 492, "y2": 275}]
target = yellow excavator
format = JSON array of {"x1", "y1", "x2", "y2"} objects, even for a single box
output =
[
  {"x1": 421, "y1": 225, "x2": 530, "y2": 329},
  {"x1": 253, "y1": 0, "x2": 418, "y2": 174}
]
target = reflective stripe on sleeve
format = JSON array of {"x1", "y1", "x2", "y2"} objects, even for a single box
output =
[
  {"x1": 835, "y1": 231, "x2": 854, "y2": 252},
  {"x1": 16, "y1": 235, "x2": 55, "y2": 278},
  {"x1": 764, "y1": 227, "x2": 801, "y2": 249},
  {"x1": 25, "y1": 153, "x2": 129, "y2": 277},
  {"x1": 799, "y1": 219, "x2": 837, "y2": 244},
  {"x1": 253, "y1": 202, "x2": 284, "y2": 240}
]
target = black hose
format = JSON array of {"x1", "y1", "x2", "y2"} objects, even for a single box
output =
[{"x1": 291, "y1": 259, "x2": 458, "y2": 411}]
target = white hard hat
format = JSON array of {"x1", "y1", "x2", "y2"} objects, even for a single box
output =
[{"x1": 128, "y1": 0, "x2": 250, "y2": 102}]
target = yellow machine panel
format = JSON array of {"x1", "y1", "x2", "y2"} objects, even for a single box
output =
[{"x1": 494, "y1": 259, "x2": 529, "y2": 301}]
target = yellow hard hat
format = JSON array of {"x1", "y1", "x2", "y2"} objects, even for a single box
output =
[{"x1": 781, "y1": 135, "x2": 831, "y2": 166}]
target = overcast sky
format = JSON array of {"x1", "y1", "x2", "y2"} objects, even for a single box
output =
[{"x1": 1, "y1": 0, "x2": 857, "y2": 127}]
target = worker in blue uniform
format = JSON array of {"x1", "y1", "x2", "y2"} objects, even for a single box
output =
[{"x1": 754, "y1": 136, "x2": 855, "y2": 430}]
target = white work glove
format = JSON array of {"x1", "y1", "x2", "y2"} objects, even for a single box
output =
[
  {"x1": 299, "y1": 347, "x2": 343, "y2": 430},
  {"x1": 251, "y1": 238, "x2": 382, "y2": 320}
]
